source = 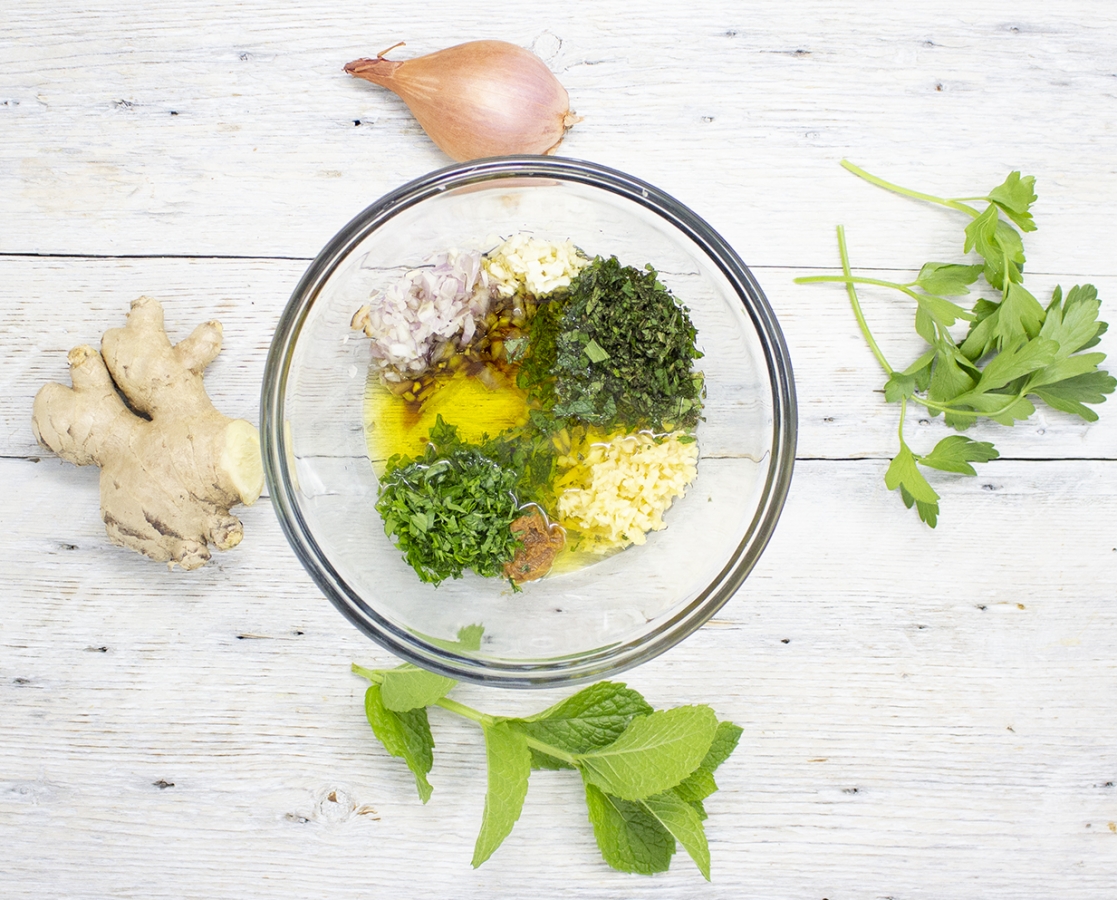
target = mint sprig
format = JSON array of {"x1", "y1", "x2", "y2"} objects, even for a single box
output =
[
  {"x1": 351, "y1": 651, "x2": 739, "y2": 879},
  {"x1": 796, "y1": 163, "x2": 1114, "y2": 525}
]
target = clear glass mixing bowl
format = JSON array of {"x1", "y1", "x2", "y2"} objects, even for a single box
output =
[{"x1": 261, "y1": 156, "x2": 796, "y2": 686}]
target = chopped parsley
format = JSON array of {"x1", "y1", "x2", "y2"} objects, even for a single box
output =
[{"x1": 376, "y1": 440, "x2": 522, "y2": 585}]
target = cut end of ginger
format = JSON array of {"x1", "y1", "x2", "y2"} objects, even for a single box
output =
[
  {"x1": 31, "y1": 296, "x2": 261, "y2": 570},
  {"x1": 222, "y1": 418, "x2": 264, "y2": 506}
]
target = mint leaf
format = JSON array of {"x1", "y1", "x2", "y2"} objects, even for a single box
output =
[
  {"x1": 700, "y1": 721, "x2": 744, "y2": 772},
  {"x1": 673, "y1": 719, "x2": 743, "y2": 803},
  {"x1": 583, "y1": 338, "x2": 611, "y2": 363},
  {"x1": 425, "y1": 623, "x2": 486, "y2": 653},
  {"x1": 914, "y1": 262, "x2": 984, "y2": 296},
  {"x1": 583, "y1": 781, "x2": 675, "y2": 875},
  {"x1": 577, "y1": 706, "x2": 718, "y2": 801},
  {"x1": 472, "y1": 722, "x2": 531, "y2": 867},
  {"x1": 380, "y1": 665, "x2": 457, "y2": 712},
  {"x1": 364, "y1": 683, "x2": 435, "y2": 803},
  {"x1": 353, "y1": 668, "x2": 740, "y2": 877},
  {"x1": 529, "y1": 747, "x2": 574, "y2": 771},
  {"x1": 987, "y1": 171, "x2": 1038, "y2": 232},
  {"x1": 917, "y1": 435, "x2": 999, "y2": 475},
  {"x1": 512, "y1": 681, "x2": 653, "y2": 767},
  {"x1": 673, "y1": 766, "x2": 718, "y2": 803},
  {"x1": 642, "y1": 791, "x2": 711, "y2": 880}
]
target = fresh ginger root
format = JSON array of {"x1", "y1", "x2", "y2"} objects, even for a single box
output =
[{"x1": 32, "y1": 296, "x2": 265, "y2": 570}]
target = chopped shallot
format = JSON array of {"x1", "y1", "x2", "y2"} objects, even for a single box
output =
[{"x1": 351, "y1": 250, "x2": 493, "y2": 381}]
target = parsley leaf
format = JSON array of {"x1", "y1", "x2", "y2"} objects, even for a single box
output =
[
  {"x1": 885, "y1": 442, "x2": 940, "y2": 527},
  {"x1": 1031, "y1": 370, "x2": 1117, "y2": 421},
  {"x1": 987, "y1": 171, "x2": 1038, "y2": 232},
  {"x1": 914, "y1": 262, "x2": 984, "y2": 296},
  {"x1": 918, "y1": 435, "x2": 999, "y2": 475},
  {"x1": 376, "y1": 445, "x2": 522, "y2": 584},
  {"x1": 796, "y1": 164, "x2": 1111, "y2": 526}
]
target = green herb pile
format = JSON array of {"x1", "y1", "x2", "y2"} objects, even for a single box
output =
[
  {"x1": 522, "y1": 256, "x2": 704, "y2": 431},
  {"x1": 376, "y1": 442, "x2": 522, "y2": 584},
  {"x1": 353, "y1": 632, "x2": 740, "y2": 879},
  {"x1": 375, "y1": 252, "x2": 705, "y2": 585},
  {"x1": 375, "y1": 417, "x2": 559, "y2": 585},
  {"x1": 796, "y1": 162, "x2": 1114, "y2": 526}
]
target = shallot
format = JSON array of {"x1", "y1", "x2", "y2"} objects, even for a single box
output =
[{"x1": 345, "y1": 40, "x2": 579, "y2": 161}]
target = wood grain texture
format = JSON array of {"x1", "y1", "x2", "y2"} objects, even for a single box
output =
[
  {"x1": 3, "y1": 457, "x2": 1116, "y2": 899},
  {"x1": 1, "y1": 1, "x2": 1116, "y2": 267},
  {"x1": 6, "y1": 258, "x2": 1116, "y2": 462},
  {"x1": 3, "y1": 0, "x2": 1117, "y2": 897}
]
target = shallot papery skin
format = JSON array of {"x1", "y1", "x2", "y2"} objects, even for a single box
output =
[{"x1": 345, "y1": 40, "x2": 579, "y2": 161}]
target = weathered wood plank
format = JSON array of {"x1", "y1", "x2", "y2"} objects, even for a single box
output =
[
  {"x1": 1, "y1": 2, "x2": 1116, "y2": 268},
  {"x1": 2, "y1": 456, "x2": 1115, "y2": 898},
  {"x1": 4, "y1": 1, "x2": 1117, "y2": 896},
  {"x1": 5, "y1": 256, "x2": 1114, "y2": 461}
]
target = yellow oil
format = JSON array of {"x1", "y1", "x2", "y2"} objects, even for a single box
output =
[
  {"x1": 364, "y1": 366, "x2": 531, "y2": 473},
  {"x1": 364, "y1": 366, "x2": 628, "y2": 578}
]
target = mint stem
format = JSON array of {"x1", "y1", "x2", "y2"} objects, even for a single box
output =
[
  {"x1": 351, "y1": 663, "x2": 383, "y2": 683},
  {"x1": 353, "y1": 663, "x2": 581, "y2": 766},
  {"x1": 836, "y1": 225, "x2": 893, "y2": 375},
  {"x1": 841, "y1": 160, "x2": 981, "y2": 218},
  {"x1": 433, "y1": 695, "x2": 491, "y2": 726}
]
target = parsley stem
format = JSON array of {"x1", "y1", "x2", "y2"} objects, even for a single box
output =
[
  {"x1": 841, "y1": 160, "x2": 981, "y2": 218},
  {"x1": 835, "y1": 225, "x2": 893, "y2": 375},
  {"x1": 795, "y1": 274, "x2": 974, "y2": 321},
  {"x1": 911, "y1": 392, "x2": 1019, "y2": 419}
]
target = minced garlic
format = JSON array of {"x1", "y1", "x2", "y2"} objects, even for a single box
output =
[
  {"x1": 484, "y1": 234, "x2": 589, "y2": 298},
  {"x1": 555, "y1": 431, "x2": 698, "y2": 554}
]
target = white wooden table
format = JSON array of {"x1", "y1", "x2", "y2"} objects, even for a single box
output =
[{"x1": 3, "y1": 2, "x2": 1116, "y2": 897}]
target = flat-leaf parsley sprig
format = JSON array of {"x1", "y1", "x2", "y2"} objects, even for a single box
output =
[
  {"x1": 796, "y1": 161, "x2": 1114, "y2": 526},
  {"x1": 352, "y1": 635, "x2": 741, "y2": 879}
]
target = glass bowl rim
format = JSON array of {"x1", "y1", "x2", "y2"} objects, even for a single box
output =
[{"x1": 260, "y1": 154, "x2": 797, "y2": 687}]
